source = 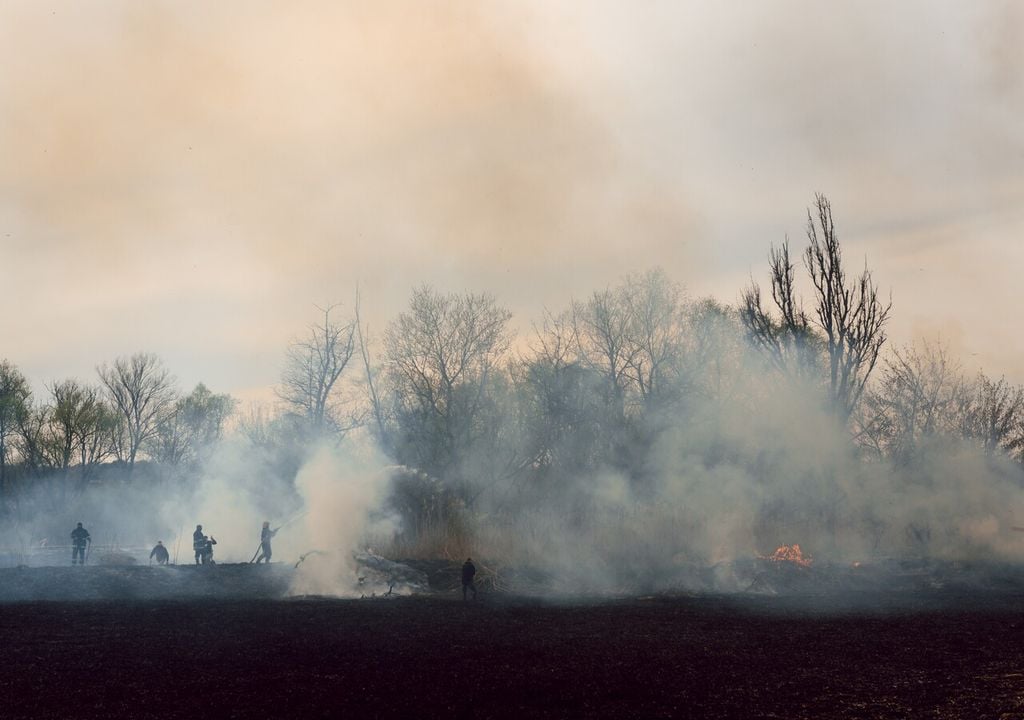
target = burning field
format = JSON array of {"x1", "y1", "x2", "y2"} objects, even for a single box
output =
[{"x1": 4, "y1": 557, "x2": 1024, "y2": 718}]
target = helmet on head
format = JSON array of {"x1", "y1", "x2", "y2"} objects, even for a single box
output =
[{"x1": 76, "y1": 523, "x2": 83, "y2": 528}]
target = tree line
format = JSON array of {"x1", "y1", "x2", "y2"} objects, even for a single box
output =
[
  {"x1": 2, "y1": 194, "x2": 1022, "y2": 534},
  {"x1": 0, "y1": 355, "x2": 235, "y2": 504}
]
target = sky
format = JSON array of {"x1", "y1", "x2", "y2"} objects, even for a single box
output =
[{"x1": 1, "y1": 1, "x2": 1022, "y2": 403}]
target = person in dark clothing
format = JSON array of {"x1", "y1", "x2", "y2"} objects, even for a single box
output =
[
  {"x1": 201, "y1": 536, "x2": 217, "y2": 565},
  {"x1": 256, "y1": 521, "x2": 277, "y2": 564},
  {"x1": 70, "y1": 523, "x2": 90, "y2": 566},
  {"x1": 149, "y1": 541, "x2": 169, "y2": 565},
  {"x1": 462, "y1": 557, "x2": 477, "y2": 601},
  {"x1": 192, "y1": 525, "x2": 207, "y2": 565}
]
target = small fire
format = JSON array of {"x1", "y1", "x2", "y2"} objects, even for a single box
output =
[{"x1": 763, "y1": 543, "x2": 812, "y2": 567}]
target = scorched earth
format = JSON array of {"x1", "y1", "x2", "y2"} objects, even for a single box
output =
[{"x1": 2, "y1": 562, "x2": 1024, "y2": 719}]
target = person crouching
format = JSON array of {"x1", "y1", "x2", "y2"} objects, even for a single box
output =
[{"x1": 149, "y1": 541, "x2": 169, "y2": 565}]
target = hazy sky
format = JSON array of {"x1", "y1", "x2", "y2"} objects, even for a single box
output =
[{"x1": 2, "y1": 1, "x2": 1022, "y2": 401}]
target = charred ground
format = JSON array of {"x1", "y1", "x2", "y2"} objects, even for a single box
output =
[{"x1": 4, "y1": 564, "x2": 1024, "y2": 718}]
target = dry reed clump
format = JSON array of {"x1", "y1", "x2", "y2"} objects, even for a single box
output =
[
  {"x1": 377, "y1": 513, "x2": 474, "y2": 561},
  {"x1": 379, "y1": 468, "x2": 474, "y2": 559}
]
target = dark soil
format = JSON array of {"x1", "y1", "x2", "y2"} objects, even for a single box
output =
[
  {"x1": 0, "y1": 564, "x2": 294, "y2": 602},
  {"x1": 4, "y1": 566, "x2": 1024, "y2": 719}
]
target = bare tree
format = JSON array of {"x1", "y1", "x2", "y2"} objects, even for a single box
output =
[
  {"x1": 742, "y1": 194, "x2": 891, "y2": 419},
  {"x1": 383, "y1": 287, "x2": 512, "y2": 487},
  {"x1": 572, "y1": 288, "x2": 635, "y2": 415},
  {"x1": 0, "y1": 360, "x2": 30, "y2": 498},
  {"x1": 278, "y1": 304, "x2": 358, "y2": 441},
  {"x1": 740, "y1": 240, "x2": 817, "y2": 376},
  {"x1": 573, "y1": 269, "x2": 688, "y2": 415},
  {"x1": 620, "y1": 269, "x2": 688, "y2": 406},
  {"x1": 236, "y1": 402, "x2": 274, "y2": 450},
  {"x1": 804, "y1": 194, "x2": 892, "y2": 418},
  {"x1": 859, "y1": 340, "x2": 1024, "y2": 463},
  {"x1": 517, "y1": 308, "x2": 606, "y2": 480},
  {"x1": 508, "y1": 272, "x2": 692, "y2": 482},
  {"x1": 97, "y1": 353, "x2": 177, "y2": 471},
  {"x1": 856, "y1": 341, "x2": 969, "y2": 462},
  {"x1": 14, "y1": 400, "x2": 52, "y2": 481},
  {"x1": 962, "y1": 374, "x2": 1024, "y2": 458},
  {"x1": 688, "y1": 298, "x2": 747, "y2": 407},
  {"x1": 354, "y1": 286, "x2": 388, "y2": 447},
  {"x1": 529, "y1": 308, "x2": 579, "y2": 375},
  {"x1": 47, "y1": 379, "x2": 117, "y2": 491}
]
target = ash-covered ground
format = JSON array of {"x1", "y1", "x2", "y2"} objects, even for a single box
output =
[{"x1": 4, "y1": 561, "x2": 1024, "y2": 718}]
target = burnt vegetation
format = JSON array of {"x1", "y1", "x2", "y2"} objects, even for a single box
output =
[{"x1": 6, "y1": 593, "x2": 1024, "y2": 719}]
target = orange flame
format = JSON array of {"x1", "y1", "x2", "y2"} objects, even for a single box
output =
[{"x1": 763, "y1": 543, "x2": 812, "y2": 567}]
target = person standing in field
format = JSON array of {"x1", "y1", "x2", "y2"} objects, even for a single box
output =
[
  {"x1": 192, "y1": 525, "x2": 207, "y2": 565},
  {"x1": 256, "y1": 521, "x2": 277, "y2": 564},
  {"x1": 70, "y1": 523, "x2": 90, "y2": 565},
  {"x1": 462, "y1": 557, "x2": 477, "y2": 601}
]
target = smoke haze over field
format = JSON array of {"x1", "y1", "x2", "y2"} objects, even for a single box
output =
[
  {"x1": 3, "y1": 3, "x2": 1024, "y2": 599},
  {"x1": 1, "y1": 1, "x2": 1022, "y2": 398}
]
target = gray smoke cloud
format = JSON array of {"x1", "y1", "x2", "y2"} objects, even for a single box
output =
[{"x1": 451, "y1": 354, "x2": 1024, "y2": 595}]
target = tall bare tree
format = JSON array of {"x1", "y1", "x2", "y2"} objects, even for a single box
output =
[
  {"x1": 97, "y1": 353, "x2": 177, "y2": 471},
  {"x1": 354, "y1": 286, "x2": 388, "y2": 448},
  {"x1": 278, "y1": 304, "x2": 358, "y2": 440},
  {"x1": 804, "y1": 194, "x2": 892, "y2": 418},
  {"x1": 742, "y1": 194, "x2": 891, "y2": 419}
]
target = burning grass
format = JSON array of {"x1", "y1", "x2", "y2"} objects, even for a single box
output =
[{"x1": 762, "y1": 543, "x2": 813, "y2": 567}]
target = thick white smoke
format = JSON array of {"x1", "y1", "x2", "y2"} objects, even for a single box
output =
[{"x1": 287, "y1": 441, "x2": 400, "y2": 596}]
